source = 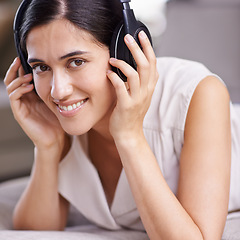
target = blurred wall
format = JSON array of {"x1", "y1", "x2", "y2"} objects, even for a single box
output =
[
  {"x1": 0, "y1": 0, "x2": 21, "y2": 80},
  {"x1": 0, "y1": 0, "x2": 33, "y2": 182},
  {"x1": 160, "y1": 0, "x2": 240, "y2": 103}
]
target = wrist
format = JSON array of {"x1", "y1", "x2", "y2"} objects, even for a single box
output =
[
  {"x1": 34, "y1": 134, "x2": 71, "y2": 163},
  {"x1": 113, "y1": 130, "x2": 154, "y2": 170},
  {"x1": 113, "y1": 130, "x2": 146, "y2": 149},
  {"x1": 34, "y1": 145, "x2": 61, "y2": 165}
]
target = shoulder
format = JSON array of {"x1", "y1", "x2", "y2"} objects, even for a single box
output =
[
  {"x1": 156, "y1": 57, "x2": 209, "y2": 77},
  {"x1": 155, "y1": 57, "x2": 215, "y2": 106},
  {"x1": 191, "y1": 75, "x2": 230, "y2": 110},
  {"x1": 186, "y1": 74, "x2": 230, "y2": 125},
  {"x1": 147, "y1": 57, "x2": 220, "y2": 130},
  {"x1": 185, "y1": 75, "x2": 230, "y2": 138}
]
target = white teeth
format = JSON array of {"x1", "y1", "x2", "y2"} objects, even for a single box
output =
[
  {"x1": 58, "y1": 100, "x2": 86, "y2": 111},
  {"x1": 68, "y1": 105, "x2": 73, "y2": 111}
]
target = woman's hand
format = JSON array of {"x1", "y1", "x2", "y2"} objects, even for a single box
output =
[
  {"x1": 5, "y1": 59, "x2": 70, "y2": 231},
  {"x1": 107, "y1": 30, "x2": 159, "y2": 142},
  {"x1": 4, "y1": 58, "x2": 66, "y2": 151}
]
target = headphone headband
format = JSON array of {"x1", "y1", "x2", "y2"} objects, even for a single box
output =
[
  {"x1": 14, "y1": 0, "x2": 33, "y2": 74},
  {"x1": 13, "y1": 0, "x2": 31, "y2": 34}
]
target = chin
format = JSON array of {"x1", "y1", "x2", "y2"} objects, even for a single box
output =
[
  {"x1": 64, "y1": 127, "x2": 91, "y2": 136},
  {"x1": 60, "y1": 122, "x2": 92, "y2": 136}
]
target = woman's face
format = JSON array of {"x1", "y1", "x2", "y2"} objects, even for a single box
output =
[{"x1": 26, "y1": 19, "x2": 116, "y2": 135}]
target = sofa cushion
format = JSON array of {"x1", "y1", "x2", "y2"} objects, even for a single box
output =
[
  {"x1": 0, "y1": 177, "x2": 239, "y2": 239},
  {"x1": 0, "y1": 228, "x2": 149, "y2": 240},
  {"x1": 222, "y1": 216, "x2": 240, "y2": 240}
]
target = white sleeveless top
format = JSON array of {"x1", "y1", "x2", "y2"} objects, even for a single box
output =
[{"x1": 58, "y1": 57, "x2": 240, "y2": 230}]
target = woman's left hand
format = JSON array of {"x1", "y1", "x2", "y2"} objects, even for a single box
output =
[{"x1": 107, "y1": 30, "x2": 159, "y2": 142}]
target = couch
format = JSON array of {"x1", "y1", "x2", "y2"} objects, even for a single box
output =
[{"x1": 0, "y1": 177, "x2": 240, "y2": 239}]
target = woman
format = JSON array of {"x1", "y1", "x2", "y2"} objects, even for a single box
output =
[{"x1": 4, "y1": 0, "x2": 240, "y2": 239}]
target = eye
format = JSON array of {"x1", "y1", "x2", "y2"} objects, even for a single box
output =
[
  {"x1": 32, "y1": 64, "x2": 50, "y2": 74},
  {"x1": 68, "y1": 59, "x2": 85, "y2": 68}
]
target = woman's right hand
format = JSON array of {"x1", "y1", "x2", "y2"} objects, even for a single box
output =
[{"x1": 4, "y1": 58, "x2": 66, "y2": 151}]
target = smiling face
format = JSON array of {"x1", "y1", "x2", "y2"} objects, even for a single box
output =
[{"x1": 26, "y1": 19, "x2": 116, "y2": 136}]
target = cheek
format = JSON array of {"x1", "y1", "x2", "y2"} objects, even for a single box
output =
[
  {"x1": 96, "y1": 78, "x2": 116, "y2": 111},
  {"x1": 33, "y1": 78, "x2": 51, "y2": 104},
  {"x1": 91, "y1": 71, "x2": 115, "y2": 99},
  {"x1": 79, "y1": 69, "x2": 116, "y2": 110},
  {"x1": 76, "y1": 63, "x2": 112, "y2": 93}
]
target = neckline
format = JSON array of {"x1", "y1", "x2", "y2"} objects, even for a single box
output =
[
  {"x1": 77, "y1": 134, "x2": 136, "y2": 214},
  {"x1": 77, "y1": 134, "x2": 122, "y2": 209},
  {"x1": 59, "y1": 135, "x2": 137, "y2": 229}
]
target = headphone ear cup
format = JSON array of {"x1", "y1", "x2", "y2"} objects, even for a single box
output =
[
  {"x1": 110, "y1": 21, "x2": 129, "y2": 81},
  {"x1": 110, "y1": 21, "x2": 152, "y2": 82}
]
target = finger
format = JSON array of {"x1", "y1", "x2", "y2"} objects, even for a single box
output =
[
  {"x1": 7, "y1": 73, "x2": 33, "y2": 95},
  {"x1": 124, "y1": 34, "x2": 148, "y2": 68},
  {"x1": 18, "y1": 64, "x2": 25, "y2": 77},
  {"x1": 138, "y1": 31, "x2": 156, "y2": 65},
  {"x1": 107, "y1": 69, "x2": 129, "y2": 105},
  {"x1": 4, "y1": 57, "x2": 21, "y2": 86},
  {"x1": 109, "y1": 58, "x2": 140, "y2": 97},
  {"x1": 137, "y1": 31, "x2": 159, "y2": 92},
  {"x1": 9, "y1": 84, "x2": 34, "y2": 102},
  {"x1": 138, "y1": 31, "x2": 158, "y2": 88},
  {"x1": 124, "y1": 34, "x2": 150, "y2": 88}
]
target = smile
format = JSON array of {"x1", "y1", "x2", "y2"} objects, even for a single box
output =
[{"x1": 58, "y1": 99, "x2": 88, "y2": 112}]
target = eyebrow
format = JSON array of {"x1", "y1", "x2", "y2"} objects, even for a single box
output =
[
  {"x1": 28, "y1": 50, "x2": 88, "y2": 64},
  {"x1": 59, "y1": 50, "x2": 88, "y2": 60}
]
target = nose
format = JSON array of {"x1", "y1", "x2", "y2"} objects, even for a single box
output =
[{"x1": 51, "y1": 71, "x2": 73, "y2": 100}]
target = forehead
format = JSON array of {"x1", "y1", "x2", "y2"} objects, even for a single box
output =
[{"x1": 26, "y1": 19, "x2": 103, "y2": 59}]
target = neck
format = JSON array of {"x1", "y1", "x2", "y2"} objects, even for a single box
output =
[
  {"x1": 89, "y1": 95, "x2": 117, "y2": 142},
  {"x1": 88, "y1": 129, "x2": 122, "y2": 206},
  {"x1": 88, "y1": 128, "x2": 118, "y2": 160}
]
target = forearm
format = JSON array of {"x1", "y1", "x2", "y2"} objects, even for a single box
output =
[
  {"x1": 13, "y1": 146, "x2": 69, "y2": 230},
  {"x1": 115, "y1": 133, "x2": 203, "y2": 240}
]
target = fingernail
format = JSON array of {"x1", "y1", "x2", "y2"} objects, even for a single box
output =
[
  {"x1": 107, "y1": 69, "x2": 113, "y2": 74},
  {"x1": 125, "y1": 34, "x2": 135, "y2": 44},
  {"x1": 24, "y1": 73, "x2": 32, "y2": 78},
  {"x1": 139, "y1": 30, "x2": 147, "y2": 39},
  {"x1": 109, "y1": 58, "x2": 117, "y2": 63}
]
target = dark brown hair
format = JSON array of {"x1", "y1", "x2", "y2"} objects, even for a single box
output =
[{"x1": 20, "y1": 0, "x2": 123, "y2": 52}]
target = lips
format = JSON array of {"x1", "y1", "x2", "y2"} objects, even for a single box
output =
[{"x1": 57, "y1": 98, "x2": 88, "y2": 112}]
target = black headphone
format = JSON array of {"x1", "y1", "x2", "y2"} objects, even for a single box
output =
[
  {"x1": 13, "y1": 0, "x2": 152, "y2": 82},
  {"x1": 110, "y1": 0, "x2": 152, "y2": 81},
  {"x1": 13, "y1": 0, "x2": 32, "y2": 76}
]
